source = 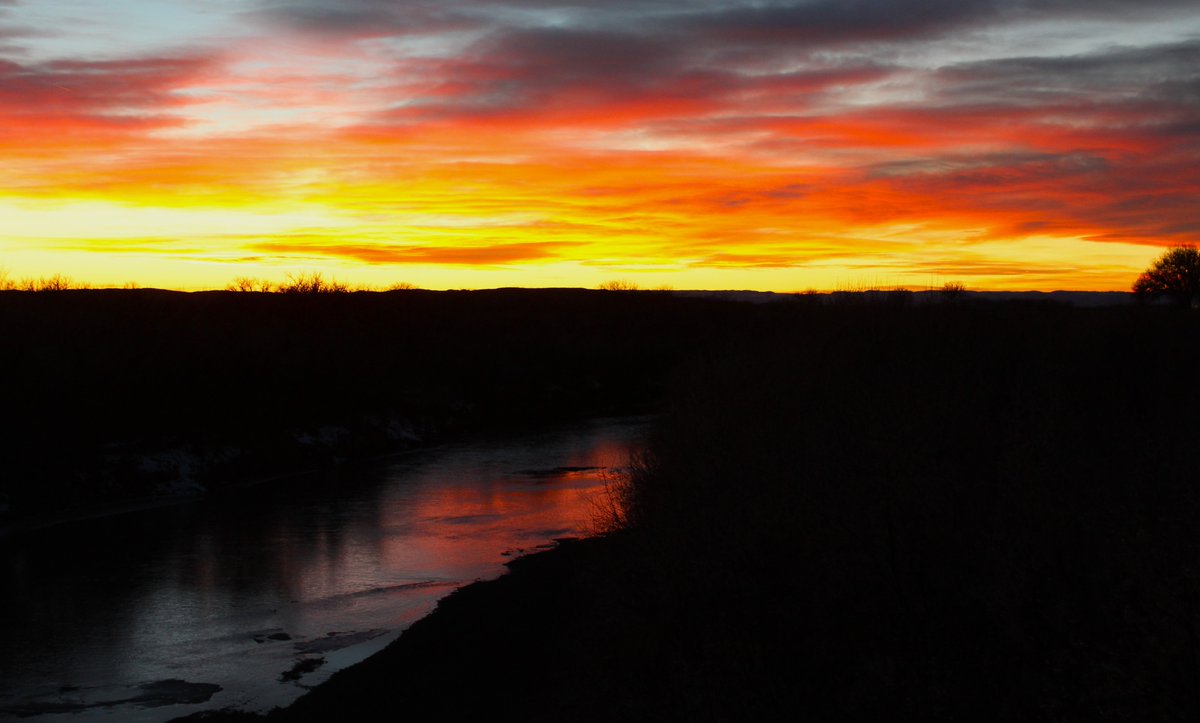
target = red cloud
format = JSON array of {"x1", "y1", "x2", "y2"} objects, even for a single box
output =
[{"x1": 0, "y1": 56, "x2": 210, "y2": 150}]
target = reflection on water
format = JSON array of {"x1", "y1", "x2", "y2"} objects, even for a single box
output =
[{"x1": 0, "y1": 417, "x2": 647, "y2": 722}]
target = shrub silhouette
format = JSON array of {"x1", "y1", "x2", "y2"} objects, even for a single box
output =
[
  {"x1": 940, "y1": 280, "x2": 966, "y2": 302},
  {"x1": 1133, "y1": 244, "x2": 1200, "y2": 306},
  {"x1": 20, "y1": 273, "x2": 85, "y2": 291},
  {"x1": 598, "y1": 279, "x2": 639, "y2": 291},
  {"x1": 227, "y1": 276, "x2": 274, "y2": 292},
  {"x1": 278, "y1": 271, "x2": 349, "y2": 294}
]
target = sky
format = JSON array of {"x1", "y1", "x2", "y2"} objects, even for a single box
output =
[{"x1": 1, "y1": 0, "x2": 1198, "y2": 291}]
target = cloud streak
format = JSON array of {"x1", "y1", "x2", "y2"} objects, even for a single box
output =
[
  {"x1": 255, "y1": 240, "x2": 572, "y2": 265},
  {"x1": 0, "y1": 55, "x2": 210, "y2": 150}
]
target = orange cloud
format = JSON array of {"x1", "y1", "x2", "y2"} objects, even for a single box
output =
[{"x1": 254, "y1": 240, "x2": 572, "y2": 266}]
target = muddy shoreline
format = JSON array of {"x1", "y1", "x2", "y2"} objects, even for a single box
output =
[{"x1": 172, "y1": 536, "x2": 641, "y2": 722}]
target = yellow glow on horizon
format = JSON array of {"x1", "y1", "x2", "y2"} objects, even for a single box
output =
[
  {"x1": 0, "y1": 199, "x2": 352, "y2": 241},
  {"x1": 0, "y1": 136, "x2": 1172, "y2": 293}
]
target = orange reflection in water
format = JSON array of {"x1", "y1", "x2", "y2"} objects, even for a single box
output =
[{"x1": 375, "y1": 431, "x2": 635, "y2": 584}]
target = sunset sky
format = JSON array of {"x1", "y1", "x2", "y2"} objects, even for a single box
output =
[{"x1": 1, "y1": 0, "x2": 1198, "y2": 291}]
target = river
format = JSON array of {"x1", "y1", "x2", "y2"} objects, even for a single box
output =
[{"x1": 0, "y1": 416, "x2": 648, "y2": 722}]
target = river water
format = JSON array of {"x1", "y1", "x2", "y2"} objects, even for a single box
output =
[{"x1": 0, "y1": 417, "x2": 648, "y2": 722}]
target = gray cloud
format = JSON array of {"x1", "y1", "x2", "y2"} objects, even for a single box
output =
[
  {"x1": 678, "y1": 0, "x2": 994, "y2": 44},
  {"x1": 466, "y1": 25, "x2": 691, "y2": 92},
  {"x1": 248, "y1": 0, "x2": 1200, "y2": 50},
  {"x1": 246, "y1": 0, "x2": 1200, "y2": 118},
  {"x1": 867, "y1": 151, "x2": 1103, "y2": 179},
  {"x1": 0, "y1": 55, "x2": 209, "y2": 138},
  {"x1": 247, "y1": 1, "x2": 472, "y2": 37},
  {"x1": 676, "y1": 0, "x2": 1200, "y2": 45},
  {"x1": 364, "y1": 25, "x2": 739, "y2": 124},
  {"x1": 938, "y1": 40, "x2": 1200, "y2": 105}
]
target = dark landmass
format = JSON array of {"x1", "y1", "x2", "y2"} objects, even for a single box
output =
[
  {"x1": 168, "y1": 295, "x2": 1200, "y2": 721},
  {"x1": 674, "y1": 288, "x2": 1136, "y2": 308},
  {"x1": 12, "y1": 285, "x2": 1119, "y2": 527},
  {"x1": 0, "y1": 287, "x2": 769, "y2": 528}
]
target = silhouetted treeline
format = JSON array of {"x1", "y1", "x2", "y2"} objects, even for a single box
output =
[
  {"x1": 183, "y1": 300, "x2": 1200, "y2": 722},
  {"x1": 0, "y1": 288, "x2": 774, "y2": 520}
]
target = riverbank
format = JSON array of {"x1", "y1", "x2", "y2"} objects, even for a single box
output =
[
  {"x1": 3, "y1": 417, "x2": 648, "y2": 722},
  {"x1": 254, "y1": 536, "x2": 650, "y2": 722},
  {"x1": 174, "y1": 534, "x2": 709, "y2": 723},
  {"x1": 184, "y1": 301, "x2": 1200, "y2": 721}
]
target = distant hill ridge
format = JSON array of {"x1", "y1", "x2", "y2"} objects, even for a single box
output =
[{"x1": 673, "y1": 289, "x2": 1135, "y2": 306}]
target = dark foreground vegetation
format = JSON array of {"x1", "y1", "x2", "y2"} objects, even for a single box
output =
[
  {"x1": 609, "y1": 302, "x2": 1200, "y2": 720},
  {"x1": 173, "y1": 297, "x2": 1200, "y2": 722}
]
